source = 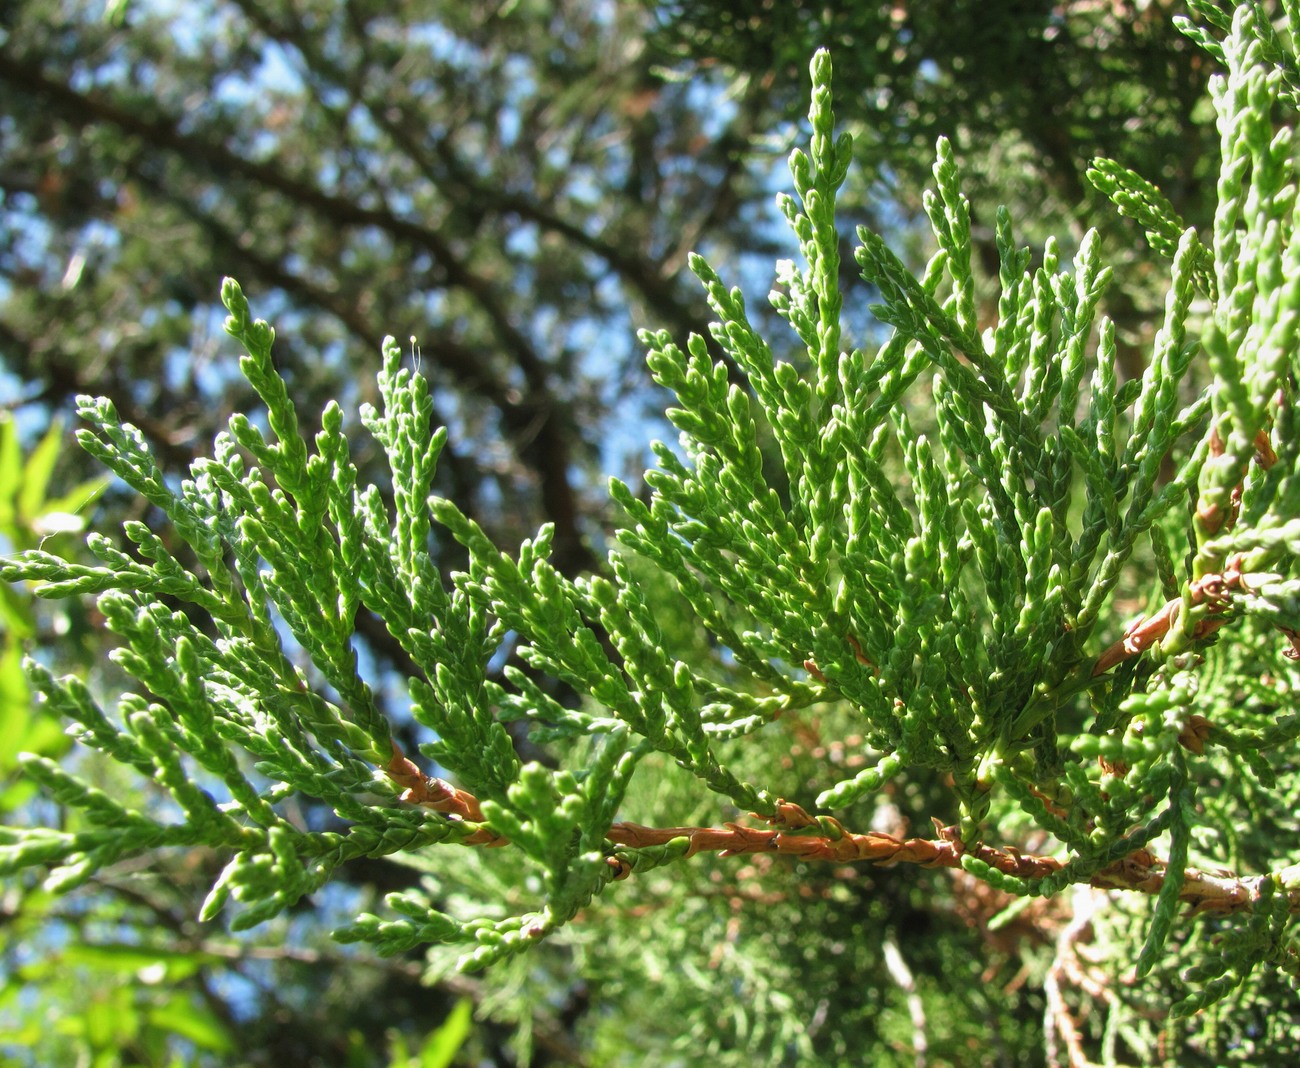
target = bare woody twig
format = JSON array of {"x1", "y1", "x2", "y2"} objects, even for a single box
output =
[
  {"x1": 604, "y1": 817, "x2": 1291, "y2": 915},
  {"x1": 1091, "y1": 425, "x2": 1283, "y2": 676},
  {"x1": 382, "y1": 741, "x2": 1294, "y2": 914},
  {"x1": 1090, "y1": 560, "x2": 1241, "y2": 676},
  {"x1": 385, "y1": 741, "x2": 505, "y2": 846}
]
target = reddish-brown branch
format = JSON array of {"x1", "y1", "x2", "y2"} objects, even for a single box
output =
[
  {"x1": 1090, "y1": 554, "x2": 1253, "y2": 676},
  {"x1": 379, "y1": 748, "x2": 1291, "y2": 913},
  {"x1": 1093, "y1": 424, "x2": 1285, "y2": 675},
  {"x1": 605, "y1": 819, "x2": 1287, "y2": 914},
  {"x1": 384, "y1": 741, "x2": 504, "y2": 845}
]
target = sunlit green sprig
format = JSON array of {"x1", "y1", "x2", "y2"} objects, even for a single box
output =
[
  {"x1": 70, "y1": 396, "x2": 233, "y2": 600},
  {"x1": 3, "y1": 12, "x2": 1300, "y2": 1010},
  {"x1": 1, "y1": 282, "x2": 528, "y2": 928},
  {"x1": 433, "y1": 497, "x2": 778, "y2": 816},
  {"x1": 613, "y1": 46, "x2": 1215, "y2": 849},
  {"x1": 1194, "y1": 4, "x2": 1300, "y2": 579},
  {"x1": 1134, "y1": 752, "x2": 1194, "y2": 979},
  {"x1": 1087, "y1": 158, "x2": 1217, "y2": 297}
]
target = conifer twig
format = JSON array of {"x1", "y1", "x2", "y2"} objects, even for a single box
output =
[
  {"x1": 384, "y1": 741, "x2": 504, "y2": 846},
  {"x1": 605, "y1": 817, "x2": 1296, "y2": 915},
  {"x1": 1090, "y1": 557, "x2": 1246, "y2": 675}
]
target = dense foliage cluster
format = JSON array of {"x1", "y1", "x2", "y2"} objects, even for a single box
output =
[{"x1": 5, "y1": 2, "x2": 1300, "y2": 1065}]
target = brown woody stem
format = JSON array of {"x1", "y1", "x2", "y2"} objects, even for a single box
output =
[
  {"x1": 375, "y1": 748, "x2": 1295, "y2": 913},
  {"x1": 384, "y1": 741, "x2": 504, "y2": 845},
  {"x1": 606, "y1": 820, "x2": 1294, "y2": 914},
  {"x1": 1090, "y1": 555, "x2": 1256, "y2": 676}
]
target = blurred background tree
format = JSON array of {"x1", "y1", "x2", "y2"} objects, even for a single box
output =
[{"x1": 0, "y1": 1, "x2": 1240, "y2": 1065}]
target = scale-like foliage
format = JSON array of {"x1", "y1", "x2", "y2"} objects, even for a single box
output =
[{"x1": 4, "y1": 2, "x2": 1300, "y2": 1037}]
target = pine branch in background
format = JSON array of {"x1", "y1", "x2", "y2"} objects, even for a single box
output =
[{"x1": 4, "y1": 1, "x2": 1300, "y2": 1034}]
